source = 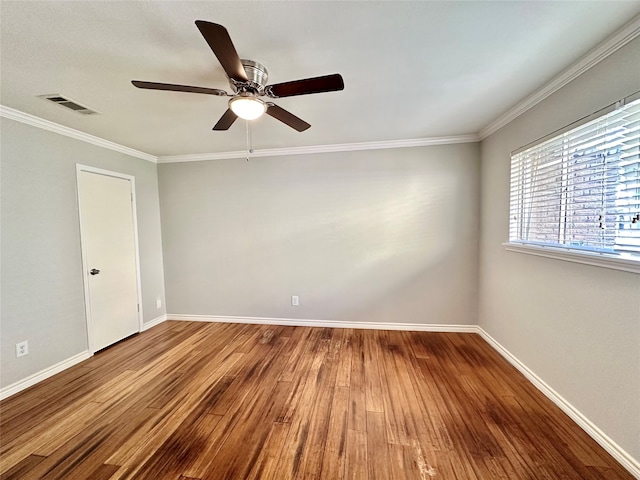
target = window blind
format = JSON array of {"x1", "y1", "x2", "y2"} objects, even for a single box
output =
[{"x1": 509, "y1": 97, "x2": 640, "y2": 259}]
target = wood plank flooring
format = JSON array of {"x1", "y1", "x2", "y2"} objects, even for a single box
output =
[{"x1": 0, "y1": 321, "x2": 633, "y2": 479}]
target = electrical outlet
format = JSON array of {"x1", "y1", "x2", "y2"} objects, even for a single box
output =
[
  {"x1": 156, "y1": 296, "x2": 162, "y2": 309},
  {"x1": 16, "y1": 341, "x2": 28, "y2": 358},
  {"x1": 291, "y1": 295, "x2": 299, "y2": 306}
]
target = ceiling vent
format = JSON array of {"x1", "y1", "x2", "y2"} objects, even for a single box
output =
[{"x1": 38, "y1": 94, "x2": 99, "y2": 115}]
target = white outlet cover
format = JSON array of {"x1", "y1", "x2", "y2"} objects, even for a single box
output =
[
  {"x1": 291, "y1": 295, "x2": 299, "y2": 306},
  {"x1": 16, "y1": 341, "x2": 28, "y2": 357}
]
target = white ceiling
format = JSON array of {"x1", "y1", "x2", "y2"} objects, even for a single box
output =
[{"x1": 1, "y1": 1, "x2": 639, "y2": 157}]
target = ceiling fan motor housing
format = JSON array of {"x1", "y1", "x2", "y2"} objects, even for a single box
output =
[{"x1": 235, "y1": 59, "x2": 268, "y2": 94}]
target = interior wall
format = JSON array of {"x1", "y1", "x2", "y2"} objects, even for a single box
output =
[
  {"x1": 0, "y1": 119, "x2": 166, "y2": 389},
  {"x1": 159, "y1": 143, "x2": 480, "y2": 326},
  {"x1": 478, "y1": 37, "x2": 640, "y2": 461}
]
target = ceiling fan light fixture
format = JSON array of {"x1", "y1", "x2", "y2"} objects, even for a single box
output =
[{"x1": 229, "y1": 95, "x2": 266, "y2": 120}]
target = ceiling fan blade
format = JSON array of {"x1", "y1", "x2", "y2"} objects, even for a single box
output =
[
  {"x1": 265, "y1": 74, "x2": 344, "y2": 98},
  {"x1": 131, "y1": 81, "x2": 228, "y2": 96},
  {"x1": 213, "y1": 109, "x2": 238, "y2": 130},
  {"x1": 266, "y1": 104, "x2": 310, "y2": 132},
  {"x1": 195, "y1": 20, "x2": 248, "y2": 82}
]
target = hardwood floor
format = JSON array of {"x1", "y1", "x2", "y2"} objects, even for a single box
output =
[{"x1": 0, "y1": 321, "x2": 633, "y2": 479}]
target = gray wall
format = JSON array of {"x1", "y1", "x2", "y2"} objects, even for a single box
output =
[
  {"x1": 478, "y1": 37, "x2": 640, "y2": 460},
  {"x1": 159, "y1": 144, "x2": 480, "y2": 325},
  {"x1": 2, "y1": 34, "x2": 637, "y2": 469},
  {"x1": 1, "y1": 119, "x2": 166, "y2": 388}
]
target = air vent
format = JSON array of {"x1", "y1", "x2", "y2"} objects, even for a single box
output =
[{"x1": 38, "y1": 94, "x2": 99, "y2": 115}]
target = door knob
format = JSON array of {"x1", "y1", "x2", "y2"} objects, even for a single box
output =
[{"x1": 89, "y1": 268, "x2": 100, "y2": 275}]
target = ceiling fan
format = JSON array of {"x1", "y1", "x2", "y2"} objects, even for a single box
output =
[{"x1": 132, "y1": 20, "x2": 344, "y2": 132}]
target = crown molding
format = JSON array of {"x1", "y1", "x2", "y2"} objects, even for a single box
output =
[
  {"x1": 0, "y1": 105, "x2": 158, "y2": 163},
  {"x1": 157, "y1": 134, "x2": 480, "y2": 163},
  {"x1": 479, "y1": 14, "x2": 640, "y2": 140},
  {"x1": 1, "y1": 103, "x2": 478, "y2": 163}
]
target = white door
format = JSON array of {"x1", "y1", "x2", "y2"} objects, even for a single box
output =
[{"x1": 77, "y1": 167, "x2": 141, "y2": 352}]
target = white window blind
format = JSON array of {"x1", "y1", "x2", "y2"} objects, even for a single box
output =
[{"x1": 509, "y1": 97, "x2": 640, "y2": 260}]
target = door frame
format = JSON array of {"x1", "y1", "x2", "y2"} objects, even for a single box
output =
[{"x1": 76, "y1": 164, "x2": 144, "y2": 354}]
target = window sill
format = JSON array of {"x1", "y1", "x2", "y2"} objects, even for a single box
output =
[{"x1": 502, "y1": 242, "x2": 640, "y2": 274}]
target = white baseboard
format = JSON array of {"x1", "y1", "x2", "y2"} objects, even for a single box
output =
[
  {"x1": 0, "y1": 350, "x2": 92, "y2": 401},
  {"x1": 166, "y1": 314, "x2": 478, "y2": 333},
  {"x1": 142, "y1": 314, "x2": 167, "y2": 331},
  {"x1": 477, "y1": 327, "x2": 640, "y2": 478}
]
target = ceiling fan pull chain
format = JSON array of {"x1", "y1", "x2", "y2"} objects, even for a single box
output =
[{"x1": 245, "y1": 120, "x2": 254, "y2": 161}]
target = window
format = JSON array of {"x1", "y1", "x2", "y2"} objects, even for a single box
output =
[{"x1": 508, "y1": 96, "x2": 640, "y2": 269}]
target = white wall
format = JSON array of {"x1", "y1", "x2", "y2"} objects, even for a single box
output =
[
  {"x1": 478, "y1": 37, "x2": 640, "y2": 462},
  {"x1": 0, "y1": 119, "x2": 166, "y2": 388},
  {"x1": 159, "y1": 144, "x2": 480, "y2": 326}
]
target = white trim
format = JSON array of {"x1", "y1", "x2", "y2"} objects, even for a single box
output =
[
  {"x1": 157, "y1": 135, "x2": 480, "y2": 163},
  {"x1": 76, "y1": 165, "x2": 145, "y2": 353},
  {"x1": 0, "y1": 351, "x2": 91, "y2": 401},
  {"x1": 503, "y1": 242, "x2": 640, "y2": 274},
  {"x1": 129, "y1": 175, "x2": 145, "y2": 335},
  {"x1": 0, "y1": 103, "x2": 478, "y2": 163},
  {"x1": 0, "y1": 105, "x2": 157, "y2": 163},
  {"x1": 166, "y1": 314, "x2": 477, "y2": 332},
  {"x1": 479, "y1": 14, "x2": 640, "y2": 140},
  {"x1": 142, "y1": 314, "x2": 167, "y2": 331},
  {"x1": 477, "y1": 327, "x2": 640, "y2": 478}
]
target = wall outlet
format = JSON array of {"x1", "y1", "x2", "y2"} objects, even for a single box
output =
[
  {"x1": 156, "y1": 296, "x2": 162, "y2": 309},
  {"x1": 16, "y1": 341, "x2": 28, "y2": 357},
  {"x1": 291, "y1": 295, "x2": 299, "y2": 306}
]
